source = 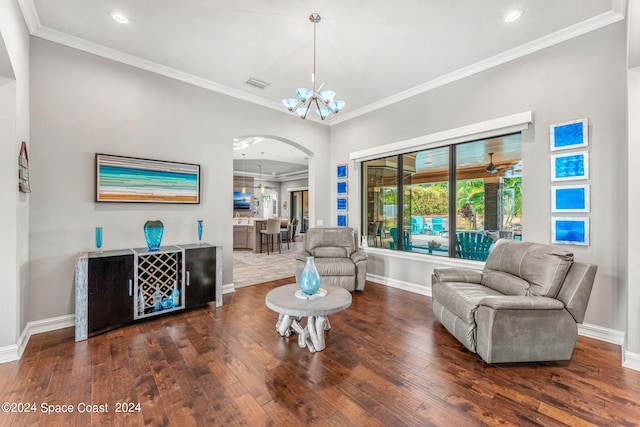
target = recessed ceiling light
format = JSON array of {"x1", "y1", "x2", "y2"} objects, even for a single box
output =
[
  {"x1": 504, "y1": 9, "x2": 523, "y2": 23},
  {"x1": 109, "y1": 12, "x2": 129, "y2": 24}
]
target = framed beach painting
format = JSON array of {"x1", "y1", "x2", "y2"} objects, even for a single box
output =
[
  {"x1": 96, "y1": 154, "x2": 200, "y2": 203},
  {"x1": 550, "y1": 118, "x2": 588, "y2": 151},
  {"x1": 551, "y1": 184, "x2": 590, "y2": 213},
  {"x1": 551, "y1": 217, "x2": 589, "y2": 246},
  {"x1": 551, "y1": 151, "x2": 589, "y2": 182}
]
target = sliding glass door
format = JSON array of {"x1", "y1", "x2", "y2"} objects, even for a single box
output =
[{"x1": 290, "y1": 190, "x2": 309, "y2": 233}]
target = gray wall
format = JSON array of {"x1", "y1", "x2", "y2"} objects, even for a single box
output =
[
  {"x1": 0, "y1": 0, "x2": 30, "y2": 348},
  {"x1": 29, "y1": 38, "x2": 329, "y2": 322},
  {"x1": 329, "y1": 23, "x2": 628, "y2": 332}
]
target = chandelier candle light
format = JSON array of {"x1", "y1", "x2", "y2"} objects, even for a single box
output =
[{"x1": 282, "y1": 13, "x2": 345, "y2": 120}]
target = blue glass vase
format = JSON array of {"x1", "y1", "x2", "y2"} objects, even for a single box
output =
[
  {"x1": 299, "y1": 256, "x2": 321, "y2": 295},
  {"x1": 144, "y1": 220, "x2": 164, "y2": 252}
]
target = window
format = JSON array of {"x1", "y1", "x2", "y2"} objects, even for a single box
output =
[{"x1": 362, "y1": 134, "x2": 522, "y2": 261}]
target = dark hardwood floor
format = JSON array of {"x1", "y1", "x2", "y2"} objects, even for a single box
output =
[{"x1": 1, "y1": 279, "x2": 639, "y2": 426}]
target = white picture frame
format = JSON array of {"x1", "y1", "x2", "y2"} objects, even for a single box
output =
[
  {"x1": 550, "y1": 118, "x2": 588, "y2": 151},
  {"x1": 551, "y1": 184, "x2": 590, "y2": 213}
]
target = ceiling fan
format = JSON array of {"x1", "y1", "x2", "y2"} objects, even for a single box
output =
[
  {"x1": 252, "y1": 164, "x2": 277, "y2": 192},
  {"x1": 485, "y1": 152, "x2": 499, "y2": 173}
]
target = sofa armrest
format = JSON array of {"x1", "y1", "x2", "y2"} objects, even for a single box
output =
[
  {"x1": 294, "y1": 251, "x2": 312, "y2": 263},
  {"x1": 432, "y1": 267, "x2": 483, "y2": 284},
  {"x1": 479, "y1": 295, "x2": 564, "y2": 310},
  {"x1": 350, "y1": 250, "x2": 368, "y2": 263}
]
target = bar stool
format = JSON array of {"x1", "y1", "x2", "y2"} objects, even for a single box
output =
[{"x1": 260, "y1": 218, "x2": 282, "y2": 254}]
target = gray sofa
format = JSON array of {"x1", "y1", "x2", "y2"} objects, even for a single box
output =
[
  {"x1": 295, "y1": 227, "x2": 367, "y2": 292},
  {"x1": 431, "y1": 239, "x2": 597, "y2": 363}
]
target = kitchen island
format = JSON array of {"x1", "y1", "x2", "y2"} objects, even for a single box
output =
[{"x1": 233, "y1": 217, "x2": 267, "y2": 253}]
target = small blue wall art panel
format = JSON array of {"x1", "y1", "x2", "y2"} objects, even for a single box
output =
[
  {"x1": 552, "y1": 185, "x2": 589, "y2": 213},
  {"x1": 550, "y1": 118, "x2": 588, "y2": 151},
  {"x1": 337, "y1": 215, "x2": 348, "y2": 227},
  {"x1": 551, "y1": 151, "x2": 589, "y2": 181},
  {"x1": 552, "y1": 217, "x2": 589, "y2": 246},
  {"x1": 337, "y1": 164, "x2": 348, "y2": 179},
  {"x1": 337, "y1": 181, "x2": 348, "y2": 195}
]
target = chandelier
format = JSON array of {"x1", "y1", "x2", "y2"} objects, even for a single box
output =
[{"x1": 282, "y1": 13, "x2": 345, "y2": 120}]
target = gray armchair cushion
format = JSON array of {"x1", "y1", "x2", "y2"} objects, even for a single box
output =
[
  {"x1": 314, "y1": 258, "x2": 356, "y2": 276},
  {"x1": 478, "y1": 295, "x2": 564, "y2": 310},
  {"x1": 481, "y1": 271, "x2": 530, "y2": 296},
  {"x1": 313, "y1": 247, "x2": 348, "y2": 258},
  {"x1": 350, "y1": 251, "x2": 368, "y2": 264},
  {"x1": 484, "y1": 239, "x2": 573, "y2": 297},
  {"x1": 305, "y1": 228, "x2": 355, "y2": 253},
  {"x1": 432, "y1": 267, "x2": 483, "y2": 285},
  {"x1": 432, "y1": 282, "x2": 502, "y2": 323}
]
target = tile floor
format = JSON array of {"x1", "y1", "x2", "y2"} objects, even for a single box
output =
[{"x1": 232, "y1": 240, "x2": 303, "y2": 288}]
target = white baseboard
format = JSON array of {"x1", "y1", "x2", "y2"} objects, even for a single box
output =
[
  {"x1": 0, "y1": 344, "x2": 19, "y2": 364},
  {"x1": 366, "y1": 273, "x2": 431, "y2": 297},
  {"x1": 0, "y1": 314, "x2": 74, "y2": 364},
  {"x1": 623, "y1": 351, "x2": 640, "y2": 371},
  {"x1": 222, "y1": 283, "x2": 235, "y2": 294},
  {"x1": 578, "y1": 322, "x2": 625, "y2": 345}
]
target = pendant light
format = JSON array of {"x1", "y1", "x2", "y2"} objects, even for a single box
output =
[
  {"x1": 241, "y1": 154, "x2": 247, "y2": 194},
  {"x1": 281, "y1": 13, "x2": 345, "y2": 120},
  {"x1": 259, "y1": 152, "x2": 265, "y2": 194}
]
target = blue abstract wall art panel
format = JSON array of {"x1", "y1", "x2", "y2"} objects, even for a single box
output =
[
  {"x1": 550, "y1": 118, "x2": 588, "y2": 151},
  {"x1": 552, "y1": 185, "x2": 590, "y2": 213},
  {"x1": 551, "y1": 151, "x2": 589, "y2": 181},
  {"x1": 337, "y1": 215, "x2": 348, "y2": 227},
  {"x1": 337, "y1": 197, "x2": 348, "y2": 211},
  {"x1": 552, "y1": 217, "x2": 589, "y2": 245},
  {"x1": 337, "y1": 181, "x2": 348, "y2": 195}
]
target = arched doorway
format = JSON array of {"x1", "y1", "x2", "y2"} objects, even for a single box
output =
[{"x1": 232, "y1": 135, "x2": 312, "y2": 288}]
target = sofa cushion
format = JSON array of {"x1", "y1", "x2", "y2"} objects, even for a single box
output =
[
  {"x1": 314, "y1": 258, "x2": 356, "y2": 276},
  {"x1": 312, "y1": 246, "x2": 348, "y2": 258},
  {"x1": 305, "y1": 228, "x2": 355, "y2": 254},
  {"x1": 432, "y1": 282, "x2": 503, "y2": 323},
  {"x1": 481, "y1": 271, "x2": 530, "y2": 296},
  {"x1": 484, "y1": 239, "x2": 573, "y2": 297}
]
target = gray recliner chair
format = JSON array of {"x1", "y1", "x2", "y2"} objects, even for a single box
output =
[
  {"x1": 431, "y1": 239, "x2": 597, "y2": 363},
  {"x1": 295, "y1": 227, "x2": 367, "y2": 292}
]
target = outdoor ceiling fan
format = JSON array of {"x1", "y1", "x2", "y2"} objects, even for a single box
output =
[{"x1": 485, "y1": 152, "x2": 499, "y2": 174}]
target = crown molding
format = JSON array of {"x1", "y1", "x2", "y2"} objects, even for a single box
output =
[
  {"x1": 17, "y1": 0, "x2": 40, "y2": 33},
  {"x1": 18, "y1": 0, "x2": 625, "y2": 127},
  {"x1": 330, "y1": 6, "x2": 626, "y2": 125}
]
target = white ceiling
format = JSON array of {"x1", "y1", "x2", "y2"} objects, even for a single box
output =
[{"x1": 19, "y1": 0, "x2": 625, "y2": 171}]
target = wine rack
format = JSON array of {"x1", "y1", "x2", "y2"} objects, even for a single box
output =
[{"x1": 134, "y1": 248, "x2": 185, "y2": 319}]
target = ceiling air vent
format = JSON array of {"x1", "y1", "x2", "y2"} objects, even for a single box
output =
[{"x1": 245, "y1": 77, "x2": 270, "y2": 90}]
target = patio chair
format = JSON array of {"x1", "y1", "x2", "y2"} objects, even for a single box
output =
[
  {"x1": 367, "y1": 221, "x2": 381, "y2": 246},
  {"x1": 455, "y1": 231, "x2": 493, "y2": 261},
  {"x1": 389, "y1": 227, "x2": 411, "y2": 250},
  {"x1": 431, "y1": 218, "x2": 443, "y2": 235},
  {"x1": 411, "y1": 217, "x2": 425, "y2": 234}
]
